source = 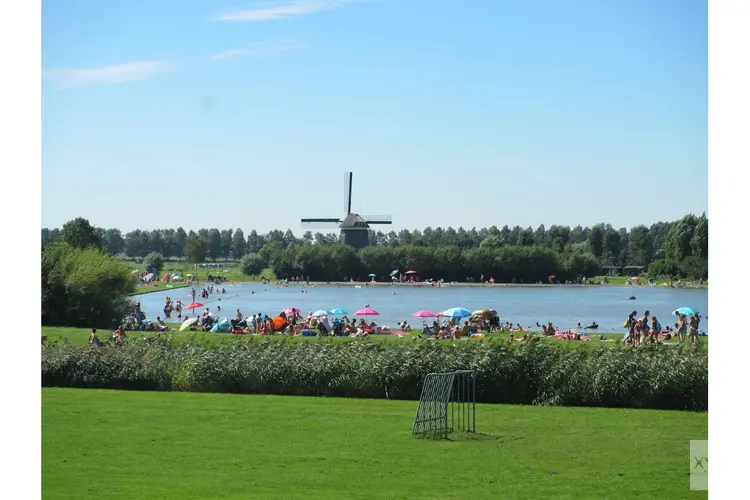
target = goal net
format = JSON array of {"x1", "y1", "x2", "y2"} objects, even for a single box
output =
[{"x1": 412, "y1": 370, "x2": 476, "y2": 439}]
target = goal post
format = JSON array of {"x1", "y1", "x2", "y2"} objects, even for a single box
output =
[{"x1": 412, "y1": 370, "x2": 476, "y2": 438}]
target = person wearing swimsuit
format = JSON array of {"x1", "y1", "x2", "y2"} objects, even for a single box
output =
[{"x1": 689, "y1": 315, "x2": 699, "y2": 345}]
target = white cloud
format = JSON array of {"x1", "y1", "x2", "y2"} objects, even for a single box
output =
[
  {"x1": 215, "y1": 0, "x2": 361, "y2": 21},
  {"x1": 43, "y1": 60, "x2": 177, "y2": 89},
  {"x1": 211, "y1": 40, "x2": 303, "y2": 60}
]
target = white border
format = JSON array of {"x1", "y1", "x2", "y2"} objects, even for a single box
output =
[
  {"x1": 709, "y1": 0, "x2": 750, "y2": 497},
  {"x1": 0, "y1": 0, "x2": 41, "y2": 498},
  {"x1": 1, "y1": 1, "x2": 744, "y2": 498}
]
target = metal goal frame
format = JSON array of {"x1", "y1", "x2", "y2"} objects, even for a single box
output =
[{"x1": 412, "y1": 370, "x2": 476, "y2": 438}]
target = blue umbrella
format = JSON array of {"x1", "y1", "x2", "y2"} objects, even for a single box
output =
[
  {"x1": 440, "y1": 307, "x2": 472, "y2": 319},
  {"x1": 328, "y1": 308, "x2": 348, "y2": 315},
  {"x1": 311, "y1": 309, "x2": 329, "y2": 317},
  {"x1": 674, "y1": 306, "x2": 698, "y2": 316},
  {"x1": 368, "y1": 273, "x2": 376, "y2": 277}
]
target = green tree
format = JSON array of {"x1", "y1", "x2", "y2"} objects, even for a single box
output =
[
  {"x1": 143, "y1": 252, "x2": 164, "y2": 273},
  {"x1": 247, "y1": 230, "x2": 263, "y2": 253},
  {"x1": 42, "y1": 242, "x2": 134, "y2": 327},
  {"x1": 602, "y1": 228, "x2": 621, "y2": 262},
  {"x1": 232, "y1": 229, "x2": 246, "y2": 259},
  {"x1": 548, "y1": 225, "x2": 571, "y2": 252},
  {"x1": 240, "y1": 253, "x2": 264, "y2": 276},
  {"x1": 103, "y1": 228, "x2": 125, "y2": 255},
  {"x1": 184, "y1": 234, "x2": 208, "y2": 266},
  {"x1": 664, "y1": 215, "x2": 698, "y2": 262},
  {"x1": 124, "y1": 230, "x2": 148, "y2": 259},
  {"x1": 174, "y1": 227, "x2": 188, "y2": 260},
  {"x1": 690, "y1": 214, "x2": 708, "y2": 259},
  {"x1": 626, "y1": 225, "x2": 653, "y2": 266},
  {"x1": 60, "y1": 217, "x2": 102, "y2": 250},
  {"x1": 588, "y1": 225, "x2": 604, "y2": 258},
  {"x1": 517, "y1": 228, "x2": 535, "y2": 246},
  {"x1": 207, "y1": 229, "x2": 222, "y2": 262},
  {"x1": 220, "y1": 229, "x2": 233, "y2": 260}
]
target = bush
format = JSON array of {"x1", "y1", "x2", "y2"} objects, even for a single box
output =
[
  {"x1": 42, "y1": 242, "x2": 135, "y2": 328},
  {"x1": 41, "y1": 339, "x2": 707, "y2": 411},
  {"x1": 240, "y1": 253, "x2": 265, "y2": 276},
  {"x1": 143, "y1": 252, "x2": 164, "y2": 273}
]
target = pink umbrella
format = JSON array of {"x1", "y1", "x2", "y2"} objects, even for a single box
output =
[
  {"x1": 355, "y1": 307, "x2": 379, "y2": 316},
  {"x1": 284, "y1": 307, "x2": 301, "y2": 314},
  {"x1": 404, "y1": 270, "x2": 417, "y2": 274},
  {"x1": 631, "y1": 276, "x2": 640, "y2": 280},
  {"x1": 412, "y1": 310, "x2": 437, "y2": 318}
]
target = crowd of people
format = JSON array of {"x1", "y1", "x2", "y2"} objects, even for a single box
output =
[{"x1": 622, "y1": 309, "x2": 702, "y2": 346}]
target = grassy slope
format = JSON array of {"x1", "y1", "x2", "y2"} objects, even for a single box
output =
[
  {"x1": 42, "y1": 389, "x2": 707, "y2": 500},
  {"x1": 41, "y1": 326, "x2": 707, "y2": 352}
]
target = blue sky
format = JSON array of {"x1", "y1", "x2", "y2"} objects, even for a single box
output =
[{"x1": 42, "y1": 0, "x2": 707, "y2": 234}]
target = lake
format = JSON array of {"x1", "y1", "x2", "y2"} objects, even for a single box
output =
[{"x1": 134, "y1": 283, "x2": 709, "y2": 333}]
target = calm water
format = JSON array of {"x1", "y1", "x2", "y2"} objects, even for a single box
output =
[{"x1": 135, "y1": 284, "x2": 709, "y2": 333}]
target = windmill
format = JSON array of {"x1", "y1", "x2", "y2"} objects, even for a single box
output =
[{"x1": 301, "y1": 172, "x2": 393, "y2": 249}]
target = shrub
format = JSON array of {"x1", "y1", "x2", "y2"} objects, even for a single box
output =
[
  {"x1": 240, "y1": 253, "x2": 264, "y2": 276},
  {"x1": 42, "y1": 242, "x2": 134, "y2": 328},
  {"x1": 142, "y1": 252, "x2": 164, "y2": 273},
  {"x1": 41, "y1": 338, "x2": 708, "y2": 411}
]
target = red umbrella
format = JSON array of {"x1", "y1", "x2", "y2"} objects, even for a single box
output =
[
  {"x1": 404, "y1": 270, "x2": 417, "y2": 275},
  {"x1": 183, "y1": 302, "x2": 204, "y2": 316},
  {"x1": 355, "y1": 307, "x2": 379, "y2": 316},
  {"x1": 412, "y1": 310, "x2": 437, "y2": 318}
]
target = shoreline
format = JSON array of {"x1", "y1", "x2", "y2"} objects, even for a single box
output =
[{"x1": 241, "y1": 280, "x2": 708, "y2": 290}]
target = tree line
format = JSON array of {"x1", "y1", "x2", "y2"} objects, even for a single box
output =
[{"x1": 42, "y1": 213, "x2": 708, "y2": 282}]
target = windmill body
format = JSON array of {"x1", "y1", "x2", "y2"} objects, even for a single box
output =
[{"x1": 301, "y1": 172, "x2": 393, "y2": 249}]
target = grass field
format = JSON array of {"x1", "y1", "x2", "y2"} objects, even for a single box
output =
[
  {"x1": 42, "y1": 388, "x2": 707, "y2": 500},
  {"x1": 41, "y1": 326, "x2": 707, "y2": 353},
  {"x1": 124, "y1": 259, "x2": 276, "y2": 283}
]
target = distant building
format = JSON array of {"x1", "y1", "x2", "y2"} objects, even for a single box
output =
[{"x1": 602, "y1": 265, "x2": 621, "y2": 276}]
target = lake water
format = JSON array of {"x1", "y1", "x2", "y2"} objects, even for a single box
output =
[{"x1": 135, "y1": 283, "x2": 709, "y2": 333}]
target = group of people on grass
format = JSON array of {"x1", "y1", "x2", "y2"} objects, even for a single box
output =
[
  {"x1": 623, "y1": 310, "x2": 702, "y2": 346},
  {"x1": 219, "y1": 309, "x2": 390, "y2": 337}
]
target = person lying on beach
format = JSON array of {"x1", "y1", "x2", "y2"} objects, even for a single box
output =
[{"x1": 154, "y1": 317, "x2": 167, "y2": 332}]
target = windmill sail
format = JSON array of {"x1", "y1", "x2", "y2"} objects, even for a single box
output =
[{"x1": 300, "y1": 172, "x2": 393, "y2": 248}]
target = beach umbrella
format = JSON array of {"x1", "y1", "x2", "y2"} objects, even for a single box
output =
[
  {"x1": 311, "y1": 309, "x2": 328, "y2": 317},
  {"x1": 284, "y1": 307, "x2": 301, "y2": 315},
  {"x1": 405, "y1": 270, "x2": 417, "y2": 275},
  {"x1": 368, "y1": 273, "x2": 376, "y2": 277},
  {"x1": 631, "y1": 276, "x2": 640, "y2": 280},
  {"x1": 130, "y1": 269, "x2": 140, "y2": 275},
  {"x1": 355, "y1": 307, "x2": 379, "y2": 317},
  {"x1": 328, "y1": 308, "x2": 348, "y2": 315},
  {"x1": 184, "y1": 302, "x2": 203, "y2": 311},
  {"x1": 179, "y1": 317, "x2": 198, "y2": 331},
  {"x1": 412, "y1": 310, "x2": 437, "y2": 318},
  {"x1": 440, "y1": 307, "x2": 471, "y2": 319},
  {"x1": 548, "y1": 275, "x2": 556, "y2": 279},
  {"x1": 673, "y1": 306, "x2": 698, "y2": 316},
  {"x1": 390, "y1": 269, "x2": 399, "y2": 276}
]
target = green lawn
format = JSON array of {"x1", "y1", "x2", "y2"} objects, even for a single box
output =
[
  {"x1": 41, "y1": 326, "x2": 707, "y2": 351},
  {"x1": 125, "y1": 259, "x2": 276, "y2": 283},
  {"x1": 42, "y1": 388, "x2": 707, "y2": 500}
]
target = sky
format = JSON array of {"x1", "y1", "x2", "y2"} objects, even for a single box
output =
[{"x1": 41, "y1": 0, "x2": 708, "y2": 234}]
